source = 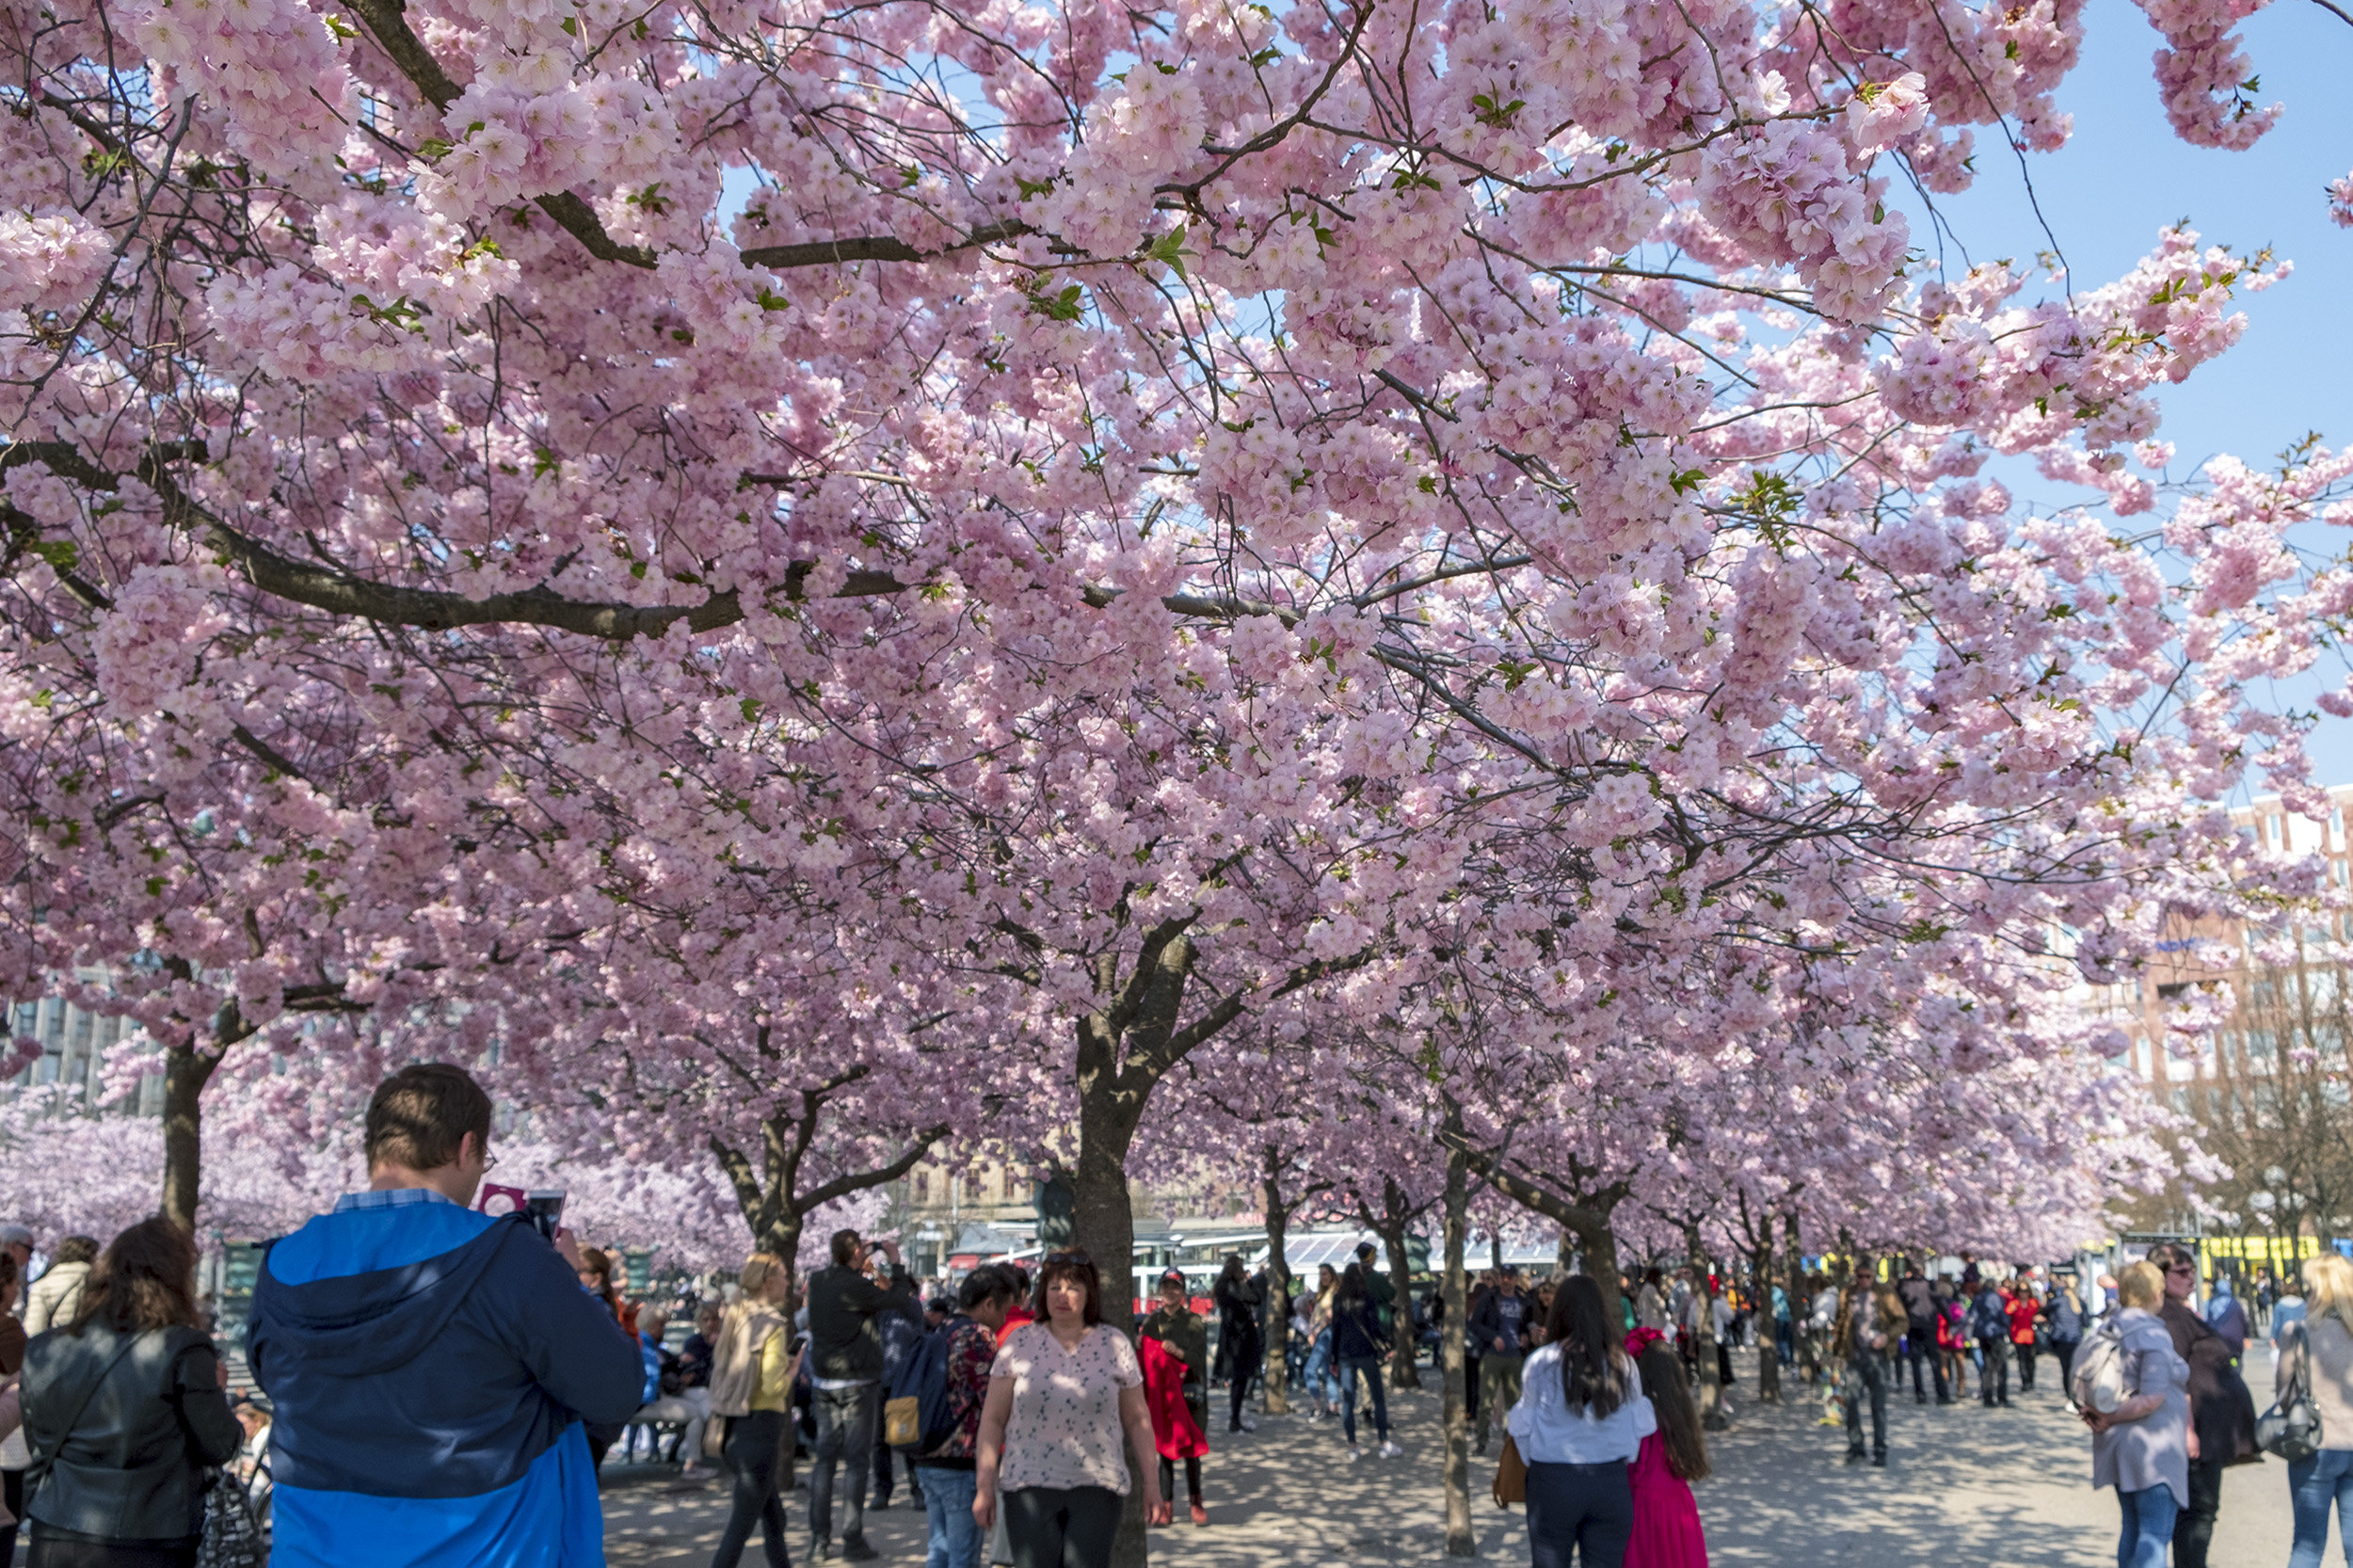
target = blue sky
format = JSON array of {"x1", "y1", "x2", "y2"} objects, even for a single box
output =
[{"x1": 1899, "y1": 0, "x2": 2353, "y2": 788}]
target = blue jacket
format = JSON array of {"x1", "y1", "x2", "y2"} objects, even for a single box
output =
[
  {"x1": 638, "y1": 1330, "x2": 665, "y2": 1405},
  {"x1": 248, "y1": 1196, "x2": 644, "y2": 1568}
]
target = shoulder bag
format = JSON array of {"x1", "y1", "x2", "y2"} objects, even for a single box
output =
[
  {"x1": 1492, "y1": 1433, "x2": 1526, "y2": 1508},
  {"x1": 2258, "y1": 1320, "x2": 2324, "y2": 1463}
]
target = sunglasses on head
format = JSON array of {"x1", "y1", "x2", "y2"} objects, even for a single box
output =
[{"x1": 1043, "y1": 1249, "x2": 1092, "y2": 1266}]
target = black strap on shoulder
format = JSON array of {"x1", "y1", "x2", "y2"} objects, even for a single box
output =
[{"x1": 26, "y1": 1331, "x2": 144, "y2": 1492}]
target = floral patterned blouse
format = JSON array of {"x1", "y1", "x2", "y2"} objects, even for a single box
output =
[
  {"x1": 990, "y1": 1321, "x2": 1143, "y2": 1495},
  {"x1": 919, "y1": 1317, "x2": 1000, "y2": 1465}
]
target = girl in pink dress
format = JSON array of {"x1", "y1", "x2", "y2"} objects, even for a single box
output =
[{"x1": 1624, "y1": 1328, "x2": 1710, "y2": 1568}]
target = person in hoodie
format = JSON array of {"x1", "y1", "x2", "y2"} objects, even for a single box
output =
[{"x1": 247, "y1": 1063, "x2": 643, "y2": 1568}]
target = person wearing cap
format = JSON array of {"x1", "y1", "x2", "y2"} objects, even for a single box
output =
[
  {"x1": 1469, "y1": 1267, "x2": 1530, "y2": 1457},
  {"x1": 1140, "y1": 1271, "x2": 1211, "y2": 1526}
]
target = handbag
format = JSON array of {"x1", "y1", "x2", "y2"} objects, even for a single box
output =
[
  {"x1": 702, "y1": 1414, "x2": 730, "y2": 1460},
  {"x1": 1491, "y1": 1433, "x2": 1526, "y2": 1508},
  {"x1": 2259, "y1": 1322, "x2": 2324, "y2": 1462},
  {"x1": 194, "y1": 1467, "x2": 267, "y2": 1568}
]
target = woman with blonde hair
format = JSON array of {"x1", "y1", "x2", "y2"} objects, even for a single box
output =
[
  {"x1": 2087, "y1": 1260, "x2": 2190, "y2": 1568},
  {"x1": 706, "y1": 1253, "x2": 801, "y2": 1568},
  {"x1": 2277, "y1": 1252, "x2": 2353, "y2": 1568}
]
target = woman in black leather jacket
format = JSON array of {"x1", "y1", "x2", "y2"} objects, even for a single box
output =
[{"x1": 21, "y1": 1216, "x2": 242, "y2": 1568}]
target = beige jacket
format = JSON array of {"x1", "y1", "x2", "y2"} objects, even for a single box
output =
[
  {"x1": 2277, "y1": 1310, "x2": 2353, "y2": 1449},
  {"x1": 707, "y1": 1305, "x2": 789, "y2": 1418},
  {"x1": 24, "y1": 1261, "x2": 90, "y2": 1336}
]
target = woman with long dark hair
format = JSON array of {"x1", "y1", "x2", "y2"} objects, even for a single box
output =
[
  {"x1": 1210, "y1": 1256, "x2": 1260, "y2": 1433},
  {"x1": 20, "y1": 1216, "x2": 242, "y2": 1568},
  {"x1": 1330, "y1": 1264, "x2": 1398, "y2": 1459},
  {"x1": 1506, "y1": 1274, "x2": 1656, "y2": 1568},
  {"x1": 1624, "y1": 1331, "x2": 1709, "y2": 1568}
]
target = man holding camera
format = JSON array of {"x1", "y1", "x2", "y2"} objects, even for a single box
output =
[
  {"x1": 805, "y1": 1226, "x2": 918, "y2": 1561},
  {"x1": 248, "y1": 1064, "x2": 643, "y2": 1567}
]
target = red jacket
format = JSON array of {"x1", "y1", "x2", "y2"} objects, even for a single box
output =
[
  {"x1": 2008, "y1": 1294, "x2": 2040, "y2": 1346},
  {"x1": 1140, "y1": 1335, "x2": 1209, "y2": 1461}
]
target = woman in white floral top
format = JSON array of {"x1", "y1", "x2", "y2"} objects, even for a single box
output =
[{"x1": 974, "y1": 1250, "x2": 1168, "y2": 1566}]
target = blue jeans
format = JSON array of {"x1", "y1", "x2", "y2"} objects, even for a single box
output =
[
  {"x1": 2118, "y1": 1483, "x2": 2181, "y2": 1568},
  {"x1": 917, "y1": 1464, "x2": 982, "y2": 1568},
  {"x1": 2289, "y1": 1448, "x2": 2353, "y2": 1568},
  {"x1": 1301, "y1": 1330, "x2": 1341, "y2": 1406}
]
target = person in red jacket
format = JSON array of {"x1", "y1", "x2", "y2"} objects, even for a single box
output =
[{"x1": 2008, "y1": 1280, "x2": 2044, "y2": 1394}]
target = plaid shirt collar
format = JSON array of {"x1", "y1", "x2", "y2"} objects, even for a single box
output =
[{"x1": 331, "y1": 1187, "x2": 457, "y2": 1213}]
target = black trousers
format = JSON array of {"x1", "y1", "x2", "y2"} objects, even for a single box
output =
[
  {"x1": 1843, "y1": 1353, "x2": 1887, "y2": 1457},
  {"x1": 1004, "y1": 1484, "x2": 1121, "y2": 1568},
  {"x1": 1158, "y1": 1453, "x2": 1202, "y2": 1502},
  {"x1": 0, "y1": 1466, "x2": 24, "y2": 1564},
  {"x1": 1905, "y1": 1334, "x2": 1945, "y2": 1400},
  {"x1": 2173, "y1": 1456, "x2": 2225, "y2": 1568},
  {"x1": 1525, "y1": 1459, "x2": 1634, "y2": 1568},
  {"x1": 1225, "y1": 1329, "x2": 1260, "y2": 1427},
  {"x1": 712, "y1": 1410, "x2": 792, "y2": 1568},
  {"x1": 1977, "y1": 1336, "x2": 2010, "y2": 1403},
  {"x1": 2053, "y1": 1339, "x2": 2080, "y2": 1403},
  {"x1": 2014, "y1": 1341, "x2": 2037, "y2": 1390}
]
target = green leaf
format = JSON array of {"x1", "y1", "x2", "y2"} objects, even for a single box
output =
[
  {"x1": 740, "y1": 697, "x2": 763, "y2": 723},
  {"x1": 1016, "y1": 175, "x2": 1058, "y2": 200},
  {"x1": 756, "y1": 285, "x2": 791, "y2": 311},
  {"x1": 27, "y1": 539, "x2": 78, "y2": 571},
  {"x1": 1144, "y1": 222, "x2": 1190, "y2": 279},
  {"x1": 322, "y1": 11, "x2": 357, "y2": 38},
  {"x1": 415, "y1": 136, "x2": 454, "y2": 162},
  {"x1": 558, "y1": 14, "x2": 576, "y2": 33}
]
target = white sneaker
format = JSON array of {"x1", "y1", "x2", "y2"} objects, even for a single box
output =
[
  {"x1": 1378, "y1": 1441, "x2": 1401, "y2": 1458},
  {"x1": 1240, "y1": 1415, "x2": 1257, "y2": 1432},
  {"x1": 1347, "y1": 1446, "x2": 1363, "y2": 1462}
]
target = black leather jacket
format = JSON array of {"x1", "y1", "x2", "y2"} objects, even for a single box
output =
[{"x1": 23, "y1": 1322, "x2": 242, "y2": 1542}]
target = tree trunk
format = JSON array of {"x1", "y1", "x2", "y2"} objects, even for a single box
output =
[
  {"x1": 1441, "y1": 1134, "x2": 1475, "y2": 1557},
  {"x1": 1753, "y1": 1240, "x2": 1781, "y2": 1405},
  {"x1": 1382, "y1": 1212, "x2": 1420, "y2": 1389},
  {"x1": 1072, "y1": 1030, "x2": 1148, "y2": 1568},
  {"x1": 1785, "y1": 1211, "x2": 1814, "y2": 1386},
  {"x1": 1688, "y1": 1224, "x2": 1726, "y2": 1431},
  {"x1": 1261, "y1": 1155, "x2": 1291, "y2": 1416},
  {"x1": 1582, "y1": 1216, "x2": 1624, "y2": 1333},
  {"x1": 160, "y1": 1040, "x2": 216, "y2": 1233}
]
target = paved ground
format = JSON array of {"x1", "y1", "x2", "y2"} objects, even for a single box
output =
[{"x1": 603, "y1": 1348, "x2": 2304, "y2": 1566}]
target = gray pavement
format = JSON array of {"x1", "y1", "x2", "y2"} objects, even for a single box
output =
[{"x1": 602, "y1": 1348, "x2": 2305, "y2": 1566}]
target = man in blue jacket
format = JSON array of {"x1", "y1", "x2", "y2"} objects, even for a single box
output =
[{"x1": 248, "y1": 1063, "x2": 644, "y2": 1567}]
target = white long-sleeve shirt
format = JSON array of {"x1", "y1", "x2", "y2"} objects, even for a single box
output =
[{"x1": 1506, "y1": 1346, "x2": 1657, "y2": 1464}]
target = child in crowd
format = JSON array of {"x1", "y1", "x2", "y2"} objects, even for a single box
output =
[{"x1": 1625, "y1": 1327, "x2": 1710, "y2": 1568}]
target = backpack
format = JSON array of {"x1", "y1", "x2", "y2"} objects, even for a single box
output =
[
  {"x1": 2071, "y1": 1319, "x2": 2129, "y2": 1415},
  {"x1": 883, "y1": 1320, "x2": 961, "y2": 1455}
]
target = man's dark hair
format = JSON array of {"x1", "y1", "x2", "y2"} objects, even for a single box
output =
[
  {"x1": 958, "y1": 1269, "x2": 1013, "y2": 1313},
  {"x1": 54, "y1": 1235, "x2": 100, "y2": 1266},
  {"x1": 365, "y1": 1064, "x2": 492, "y2": 1172},
  {"x1": 830, "y1": 1229, "x2": 862, "y2": 1268},
  {"x1": 1355, "y1": 1241, "x2": 1376, "y2": 1259}
]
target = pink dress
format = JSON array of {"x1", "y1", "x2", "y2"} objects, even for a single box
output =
[{"x1": 1625, "y1": 1431, "x2": 1708, "y2": 1568}]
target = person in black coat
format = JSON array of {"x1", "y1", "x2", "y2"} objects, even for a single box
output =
[
  {"x1": 21, "y1": 1218, "x2": 242, "y2": 1568},
  {"x1": 1211, "y1": 1256, "x2": 1261, "y2": 1433},
  {"x1": 2149, "y1": 1244, "x2": 2259, "y2": 1568}
]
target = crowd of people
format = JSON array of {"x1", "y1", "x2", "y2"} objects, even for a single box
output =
[{"x1": 1, "y1": 1061, "x2": 2347, "y2": 1568}]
